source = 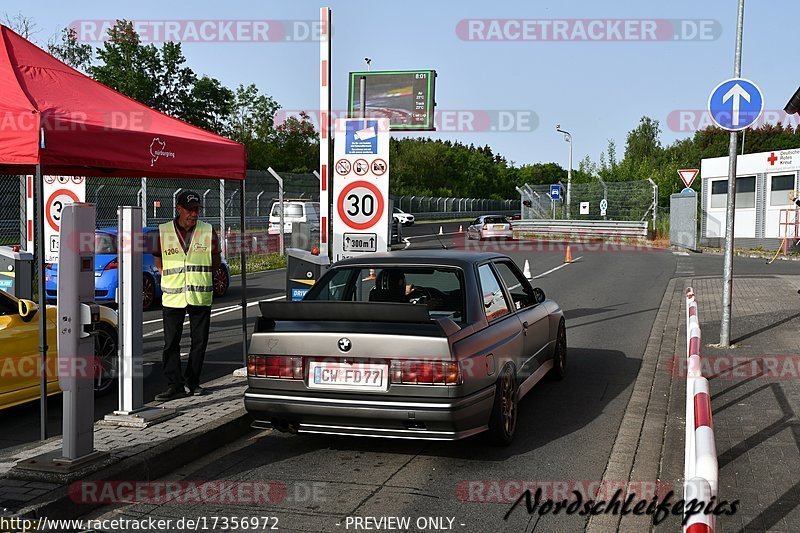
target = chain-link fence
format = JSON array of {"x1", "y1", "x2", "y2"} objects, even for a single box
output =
[
  {"x1": 393, "y1": 196, "x2": 519, "y2": 220},
  {"x1": 0, "y1": 171, "x2": 320, "y2": 246},
  {"x1": 519, "y1": 179, "x2": 658, "y2": 226}
]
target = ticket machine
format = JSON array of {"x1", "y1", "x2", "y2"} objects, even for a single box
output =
[{"x1": 56, "y1": 203, "x2": 103, "y2": 462}]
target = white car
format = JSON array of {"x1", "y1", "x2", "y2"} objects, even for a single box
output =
[
  {"x1": 268, "y1": 201, "x2": 320, "y2": 235},
  {"x1": 392, "y1": 207, "x2": 415, "y2": 226},
  {"x1": 467, "y1": 215, "x2": 514, "y2": 241}
]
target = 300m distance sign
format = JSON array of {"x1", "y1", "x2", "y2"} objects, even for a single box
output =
[{"x1": 337, "y1": 181, "x2": 385, "y2": 230}]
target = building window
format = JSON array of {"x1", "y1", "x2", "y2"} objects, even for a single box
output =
[
  {"x1": 709, "y1": 177, "x2": 756, "y2": 208},
  {"x1": 770, "y1": 175, "x2": 795, "y2": 206},
  {"x1": 710, "y1": 180, "x2": 727, "y2": 208},
  {"x1": 736, "y1": 176, "x2": 756, "y2": 208}
]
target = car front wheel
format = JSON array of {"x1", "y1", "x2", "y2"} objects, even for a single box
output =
[
  {"x1": 142, "y1": 274, "x2": 156, "y2": 311},
  {"x1": 93, "y1": 323, "x2": 118, "y2": 396},
  {"x1": 487, "y1": 365, "x2": 517, "y2": 446},
  {"x1": 550, "y1": 319, "x2": 567, "y2": 380},
  {"x1": 214, "y1": 267, "x2": 229, "y2": 297}
]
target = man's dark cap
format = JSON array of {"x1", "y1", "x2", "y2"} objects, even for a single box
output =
[{"x1": 177, "y1": 190, "x2": 202, "y2": 208}]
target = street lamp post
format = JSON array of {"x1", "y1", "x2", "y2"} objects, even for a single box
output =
[{"x1": 556, "y1": 125, "x2": 572, "y2": 219}]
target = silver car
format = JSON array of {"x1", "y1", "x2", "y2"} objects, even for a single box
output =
[
  {"x1": 467, "y1": 215, "x2": 514, "y2": 240},
  {"x1": 244, "y1": 251, "x2": 566, "y2": 445}
]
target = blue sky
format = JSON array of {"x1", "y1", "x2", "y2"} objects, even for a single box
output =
[{"x1": 6, "y1": 0, "x2": 797, "y2": 168}]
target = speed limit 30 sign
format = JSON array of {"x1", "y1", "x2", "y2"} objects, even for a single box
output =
[
  {"x1": 337, "y1": 181, "x2": 385, "y2": 230},
  {"x1": 332, "y1": 118, "x2": 390, "y2": 262},
  {"x1": 43, "y1": 176, "x2": 86, "y2": 263}
]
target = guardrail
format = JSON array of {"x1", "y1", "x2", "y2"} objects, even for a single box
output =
[
  {"x1": 684, "y1": 287, "x2": 718, "y2": 533},
  {"x1": 512, "y1": 219, "x2": 650, "y2": 239}
]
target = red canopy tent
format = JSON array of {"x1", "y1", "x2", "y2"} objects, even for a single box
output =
[{"x1": 0, "y1": 25, "x2": 249, "y2": 439}]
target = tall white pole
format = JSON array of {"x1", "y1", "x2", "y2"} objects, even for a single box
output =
[
  {"x1": 319, "y1": 7, "x2": 331, "y2": 258},
  {"x1": 720, "y1": 0, "x2": 745, "y2": 347}
]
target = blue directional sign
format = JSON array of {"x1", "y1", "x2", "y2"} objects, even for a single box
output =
[
  {"x1": 708, "y1": 78, "x2": 764, "y2": 131},
  {"x1": 550, "y1": 185, "x2": 561, "y2": 200}
]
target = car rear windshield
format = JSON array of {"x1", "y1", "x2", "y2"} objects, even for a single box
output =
[
  {"x1": 305, "y1": 266, "x2": 465, "y2": 322},
  {"x1": 271, "y1": 203, "x2": 304, "y2": 218},
  {"x1": 484, "y1": 217, "x2": 508, "y2": 224},
  {"x1": 95, "y1": 232, "x2": 117, "y2": 254}
]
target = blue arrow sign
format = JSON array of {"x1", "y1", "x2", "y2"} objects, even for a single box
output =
[
  {"x1": 550, "y1": 185, "x2": 561, "y2": 200},
  {"x1": 708, "y1": 78, "x2": 764, "y2": 131}
]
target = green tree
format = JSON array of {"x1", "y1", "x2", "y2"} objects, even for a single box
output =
[
  {"x1": 47, "y1": 27, "x2": 93, "y2": 71},
  {"x1": 89, "y1": 20, "x2": 161, "y2": 108}
]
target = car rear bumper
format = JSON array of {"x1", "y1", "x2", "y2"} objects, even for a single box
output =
[
  {"x1": 480, "y1": 229, "x2": 514, "y2": 239},
  {"x1": 244, "y1": 386, "x2": 494, "y2": 440}
]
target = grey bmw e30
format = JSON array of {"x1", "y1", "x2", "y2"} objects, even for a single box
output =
[{"x1": 244, "y1": 250, "x2": 566, "y2": 445}]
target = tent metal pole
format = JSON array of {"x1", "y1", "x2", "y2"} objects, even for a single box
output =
[
  {"x1": 239, "y1": 179, "x2": 247, "y2": 364},
  {"x1": 36, "y1": 163, "x2": 48, "y2": 440}
]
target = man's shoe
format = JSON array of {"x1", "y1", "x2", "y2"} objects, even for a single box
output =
[
  {"x1": 188, "y1": 385, "x2": 205, "y2": 396},
  {"x1": 155, "y1": 387, "x2": 186, "y2": 401}
]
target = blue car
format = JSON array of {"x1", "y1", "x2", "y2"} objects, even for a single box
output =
[{"x1": 45, "y1": 227, "x2": 231, "y2": 311}]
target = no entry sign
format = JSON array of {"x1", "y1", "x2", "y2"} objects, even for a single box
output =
[{"x1": 332, "y1": 118, "x2": 390, "y2": 262}]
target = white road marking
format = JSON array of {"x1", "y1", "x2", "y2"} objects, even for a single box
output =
[
  {"x1": 142, "y1": 295, "x2": 284, "y2": 338},
  {"x1": 531, "y1": 256, "x2": 583, "y2": 280}
]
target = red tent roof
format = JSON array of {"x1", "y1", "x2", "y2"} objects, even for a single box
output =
[{"x1": 0, "y1": 25, "x2": 245, "y2": 179}]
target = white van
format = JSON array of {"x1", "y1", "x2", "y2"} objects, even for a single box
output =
[{"x1": 268, "y1": 200, "x2": 320, "y2": 235}]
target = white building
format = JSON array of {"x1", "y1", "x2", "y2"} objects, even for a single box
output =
[{"x1": 701, "y1": 148, "x2": 800, "y2": 249}]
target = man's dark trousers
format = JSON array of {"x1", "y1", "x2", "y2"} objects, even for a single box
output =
[{"x1": 162, "y1": 305, "x2": 211, "y2": 390}]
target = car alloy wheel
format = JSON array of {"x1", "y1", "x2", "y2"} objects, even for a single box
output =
[
  {"x1": 93, "y1": 323, "x2": 118, "y2": 396},
  {"x1": 488, "y1": 365, "x2": 517, "y2": 445},
  {"x1": 142, "y1": 274, "x2": 155, "y2": 311},
  {"x1": 214, "y1": 267, "x2": 228, "y2": 297},
  {"x1": 550, "y1": 320, "x2": 567, "y2": 380}
]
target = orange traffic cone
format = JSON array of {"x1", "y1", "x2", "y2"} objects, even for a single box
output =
[
  {"x1": 564, "y1": 245, "x2": 572, "y2": 264},
  {"x1": 458, "y1": 225, "x2": 463, "y2": 233}
]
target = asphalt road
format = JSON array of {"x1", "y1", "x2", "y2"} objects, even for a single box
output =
[
  {"x1": 10, "y1": 220, "x2": 800, "y2": 531},
  {"x1": 85, "y1": 222, "x2": 800, "y2": 532}
]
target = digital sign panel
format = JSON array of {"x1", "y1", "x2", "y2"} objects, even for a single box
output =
[{"x1": 348, "y1": 70, "x2": 436, "y2": 131}]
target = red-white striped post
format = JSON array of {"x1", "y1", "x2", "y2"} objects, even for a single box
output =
[
  {"x1": 319, "y1": 7, "x2": 331, "y2": 258},
  {"x1": 684, "y1": 477, "x2": 714, "y2": 532}
]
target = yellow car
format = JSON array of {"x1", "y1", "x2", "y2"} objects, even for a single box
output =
[{"x1": 0, "y1": 289, "x2": 118, "y2": 410}]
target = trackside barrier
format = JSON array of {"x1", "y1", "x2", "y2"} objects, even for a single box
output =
[
  {"x1": 512, "y1": 219, "x2": 649, "y2": 240},
  {"x1": 684, "y1": 287, "x2": 718, "y2": 533}
]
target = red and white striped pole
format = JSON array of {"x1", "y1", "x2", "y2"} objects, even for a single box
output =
[{"x1": 319, "y1": 7, "x2": 331, "y2": 258}]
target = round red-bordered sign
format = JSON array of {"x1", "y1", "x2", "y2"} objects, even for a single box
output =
[
  {"x1": 353, "y1": 159, "x2": 369, "y2": 176},
  {"x1": 371, "y1": 158, "x2": 387, "y2": 176},
  {"x1": 335, "y1": 159, "x2": 352, "y2": 176},
  {"x1": 44, "y1": 175, "x2": 56, "y2": 184},
  {"x1": 46, "y1": 189, "x2": 80, "y2": 232},
  {"x1": 337, "y1": 180, "x2": 385, "y2": 230}
]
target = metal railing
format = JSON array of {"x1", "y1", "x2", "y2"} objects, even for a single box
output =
[
  {"x1": 393, "y1": 196, "x2": 519, "y2": 217},
  {"x1": 512, "y1": 219, "x2": 650, "y2": 239}
]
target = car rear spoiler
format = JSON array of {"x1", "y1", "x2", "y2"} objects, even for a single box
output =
[{"x1": 258, "y1": 301, "x2": 433, "y2": 324}]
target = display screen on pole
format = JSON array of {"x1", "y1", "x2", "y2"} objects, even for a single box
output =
[{"x1": 348, "y1": 70, "x2": 436, "y2": 131}]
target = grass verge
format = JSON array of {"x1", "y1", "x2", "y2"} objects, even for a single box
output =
[{"x1": 228, "y1": 253, "x2": 287, "y2": 275}]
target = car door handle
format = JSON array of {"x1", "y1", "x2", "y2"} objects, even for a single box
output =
[{"x1": 522, "y1": 321, "x2": 529, "y2": 328}]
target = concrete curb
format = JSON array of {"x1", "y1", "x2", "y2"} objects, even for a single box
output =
[
  {"x1": 586, "y1": 278, "x2": 683, "y2": 533},
  {"x1": 11, "y1": 409, "x2": 252, "y2": 521},
  {"x1": 4, "y1": 377, "x2": 254, "y2": 521}
]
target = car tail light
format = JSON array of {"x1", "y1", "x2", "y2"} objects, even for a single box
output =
[
  {"x1": 104, "y1": 258, "x2": 119, "y2": 270},
  {"x1": 390, "y1": 360, "x2": 461, "y2": 385},
  {"x1": 247, "y1": 355, "x2": 304, "y2": 379}
]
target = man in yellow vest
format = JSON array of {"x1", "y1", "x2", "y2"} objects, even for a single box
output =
[{"x1": 153, "y1": 190, "x2": 221, "y2": 400}]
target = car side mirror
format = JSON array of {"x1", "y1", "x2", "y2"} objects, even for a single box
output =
[
  {"x1": 532, "y1": 287, "x2": 546, "y2": 304},
  {"x1": 18, "y1": 299, "x2": 39, "y2": 322}
]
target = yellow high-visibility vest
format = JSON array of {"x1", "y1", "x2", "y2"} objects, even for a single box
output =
[{"x1": 159, "y1": 220, "x2": 213, "y2": 308}]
